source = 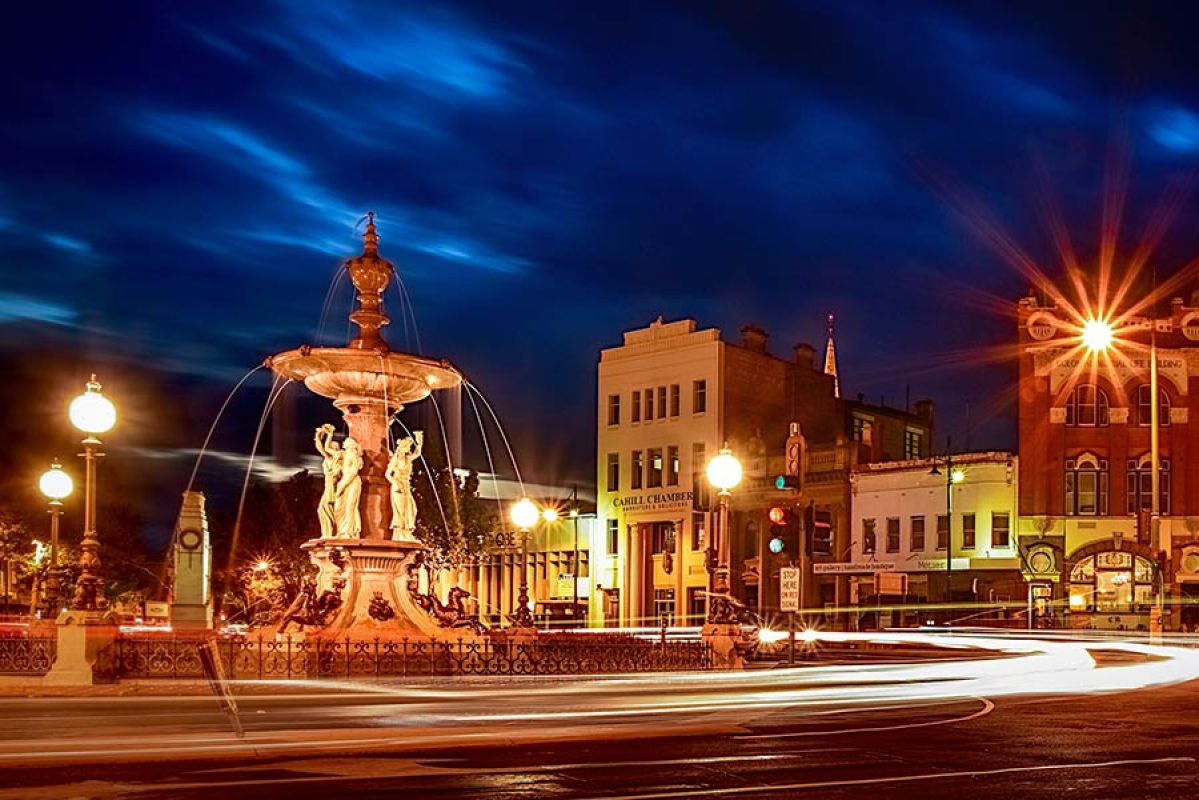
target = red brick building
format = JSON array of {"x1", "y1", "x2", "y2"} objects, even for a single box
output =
[{"x1": 1017, "y1": 292, "x2": 1199, "y2": 630}]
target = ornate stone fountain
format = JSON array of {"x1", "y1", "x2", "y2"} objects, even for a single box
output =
[{"x1": 266, "y1": 214, "x2": 479, "y2": 639}]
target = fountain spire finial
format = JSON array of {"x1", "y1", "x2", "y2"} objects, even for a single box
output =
[
  {"x1": 363, "y1": 211, "x2": 379, "y2": 256},
  {"x1": 345, "y1": 211, "x2": 393, "y2": 351}
]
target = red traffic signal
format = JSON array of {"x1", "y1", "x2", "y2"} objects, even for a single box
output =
[{"x1": 768, "y1": 506, "x2": 788, "y2": 525}]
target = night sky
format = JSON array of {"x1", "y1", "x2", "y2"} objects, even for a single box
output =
[{"x1": 5, "y1": 1, "x2": 1199, "y2": 510}]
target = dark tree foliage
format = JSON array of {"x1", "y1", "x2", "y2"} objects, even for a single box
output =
[
  {"x1": 409, "y1": 425, "x2": 501, "y2": 573},
  {"x1": 209, "y1": 469, "x2": 322, "y2": 621}
]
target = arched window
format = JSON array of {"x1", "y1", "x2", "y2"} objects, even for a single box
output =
[
  {"x1": 1135, "y1": 384, "x2": 1171, "y2": 427},
  {"x1": 1065, "y1": 384, "x2": 1109, "y2": 427},
  {"x1": 1126, "y1": 454, "x2": 1171, "y2": 515},
  {"x1": 1065, "y1": 453, "x2": 1108, "y2": 515}
]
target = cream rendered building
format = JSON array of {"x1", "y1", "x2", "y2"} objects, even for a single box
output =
[
  {"x1": 594, "y1": 319, "x2": 723, "y2": 626},
  {"x1": 849, "y1": 453, "x2": 1022, "y2": 610}
]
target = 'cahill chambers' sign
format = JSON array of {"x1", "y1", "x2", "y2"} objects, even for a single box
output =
[{"x1": 611, "y1": 491, "x2": 694, "y2": 514}]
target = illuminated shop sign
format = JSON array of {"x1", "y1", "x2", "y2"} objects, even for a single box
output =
[{"x1": 611, "y1": 491, "x2": 694, "y2": 513}]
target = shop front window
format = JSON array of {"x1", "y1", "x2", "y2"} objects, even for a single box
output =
[{"x1": 1067, "y1": 552, "x2": 1156, "y2": 613}]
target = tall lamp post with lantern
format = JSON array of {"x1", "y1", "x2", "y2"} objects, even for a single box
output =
[
  {"x1": 509, "y1": 497, "x2": 542, "y2": 633},
  {"x1": 67, "y1": 375, "x2": 116, "y2": 613},
  {"x1": 38, "y1": 460, "x2": 73, "y2": 618},
  {"x1": 46, "y1": 375, "x2": 118, "y2": 686},
  {"x1": 705, "y1": 446, "x2": 742, "y2": 621}
]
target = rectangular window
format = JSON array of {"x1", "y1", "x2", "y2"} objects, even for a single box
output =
[
  {"x1": 853, "y1": 416, "x2": 874, "y2": 444},
  {"x1": 606, "y1": 453, "x2": 619, "y2": 492},
  {"x1": 962, "y1": 513, "x2": 976, "y2": 549},
  {"x1": 1065, "y1": 464, "x2": 1109, "y2": 516},
  {"x1": 606, "y1": 519, "x2": 619, "y2": 554},
  {"x1": 910, "y1": 516, "x2": 926, "y2": 551},
  {"x1": 657, "y1": 386, "x2": 667, "y2": 418},
  {"x1": 691, "y1": 442, "x2": 708, "y2": 510},
  {"x1": 904, "y1": 429, "x2": 923, "y2": 460},
  {"x1": 670, "y1": 384, "x2": 680, "y2": 417},
  {"x1": 651, "y1": 522, "x2": 673, "y2": 555},
  {"x1": 991, "y1": 512, "x2": 1010, "y2": 548},
  {"x1": 607, "y1": 394, "x2": 620, "y2": 426},
  {"x1": 666, "y1": 445, "x2": 679, "y2": 486},
  {"x1": 886, "y1": 518, "x2": 900, "y2": 553},
  {"x1": 631, "y1": 450, "x2": 643, "y2": 490},
  {"x1": 687, "y1": 586, "x2": 705, "y2": 625},
  {"x1": 691, "y1": 511, "x2": 707, "y2": 551},
  {"x1": 936, "y1": 515, "x2": 949, "y2": 550},
  {"x1": 1077, "y1": 472, "x2": 1097, "y2": 514},
  {"x1": 863, "y1": 518, "x2": 876, "y2": 554},
  {"x1": 644, "y1": 388, "x2": 654, "y2": 421},
  {"x1": 693, "y1": 380, "x2": 707, "y2": 414},
  {"x1": 647, "y1": 447, "x2": 663, "y2": 488},
  {"x1": 631, "y1": 390, "x2": 641, "y2": 423},
  {"x1": 654, "y1": 588, "x2": 676, "y2": 627},
  {"x1": 1127, "y1": 460, "x2": 1172, "y2": 515}
]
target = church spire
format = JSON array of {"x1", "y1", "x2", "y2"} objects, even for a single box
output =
[{"x1": 823, "y1": 312, "x2": 840, "y2": 398}]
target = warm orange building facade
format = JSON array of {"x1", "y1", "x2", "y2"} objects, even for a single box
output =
[{"x1": 1017, "y1": 293, "x2": 1199, "y2": 630}]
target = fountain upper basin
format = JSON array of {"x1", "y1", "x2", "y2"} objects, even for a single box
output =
[{"x1": 268, "y1": 347, "x2": 462, "y2": 407}]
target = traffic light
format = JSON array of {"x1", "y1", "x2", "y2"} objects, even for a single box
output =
[
  {"x1": 767, "y1": 505, "x2": 797, "y2": 556},
  {"x1": 780, "y1": 421, "x2": 804, "y2": 493},
  {"x1": 775, "y1": 474, "x2": 801, "y2": 490},
  {"x1": 808, "y1": 506, "x2": 834, "y2": 557}
]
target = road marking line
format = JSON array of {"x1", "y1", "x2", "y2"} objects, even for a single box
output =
[
  {"x1": 736, "y1": 697, "x2": 994, "y2": 739},
  {"x1": 585, "y1": 756, "x2": 1198, "y2": 800}
]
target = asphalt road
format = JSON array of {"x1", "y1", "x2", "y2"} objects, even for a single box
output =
[{"x1": 2, "y1": 634, "x2": 1198, "y2": 799}]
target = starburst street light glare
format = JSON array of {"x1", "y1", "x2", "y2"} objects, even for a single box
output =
[
  {"x1": 510, "y1": 497, "x2": 540, "y2": 530},
  {"x1": 541, "y1": 507, "x2": 559, "y2": 523},
  {"x1": 950, "y1": 467, "x2": 966, "y2": 484},
  {"x1": 1081, "y1": 318, "x2": 1114, "y2": 352}
]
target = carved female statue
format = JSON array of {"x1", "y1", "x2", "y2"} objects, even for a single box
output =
[
  {"x1": 313, "y1": 424, "x2": 341, "y2": 538},
  {"x1": 386, "y1": 430, "x2": 423, "y2": 541},
  {"x1": 334, "y1": 437, "x2": 363, "y2": 537}
]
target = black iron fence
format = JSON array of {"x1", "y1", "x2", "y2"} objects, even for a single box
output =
[
  {"x1": 0, "y1": 636, "x2": 55, "y2": 675},
  {"x1": 115, "y1": 635, "x2": 712, "y2": 680}
]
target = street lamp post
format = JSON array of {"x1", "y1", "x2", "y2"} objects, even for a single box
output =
[
  {"x1": 569, "y1": 485, "x2": 581, "y2": 625},
  {"x1": 509, "y1": 497, "x2": 540, "y2": 630},
  {"x1": 38, "y1": 460, "x2": 73, "y2": 617},
  {"x1": 930, "y1": 440, "x2": 964, "y2": 614},
  {"x1": 705, "y1": 446, "x2": 742, "y2": 623},
  {"x1": 67, "y1": 375, "x2": 116, "y2": 612}
]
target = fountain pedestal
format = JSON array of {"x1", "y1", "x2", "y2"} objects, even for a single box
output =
[{"x1": 302, "y1": 538, "x2": 461, "y2": 640}]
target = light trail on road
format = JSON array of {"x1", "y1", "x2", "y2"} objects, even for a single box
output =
[{"x1": 1, "y1": 631, "x2": 1197, "y2": 767}]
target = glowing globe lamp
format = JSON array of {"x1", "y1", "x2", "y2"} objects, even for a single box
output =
[
  {"x1": 69, "y1": 375, "x2": 116, "y2": 435},
  {"x1": 707, "y1": 448, "x2": 742, "y2": 493},
  {"x1": 39, "y1": 461, "x2": 73, "y2": 501},
  {"x1": 541, "y1": 507, "x2": 559, "y2": 523},
  {"x1": 510, "y1": 497, "x2": 540, "y2": 530}
]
